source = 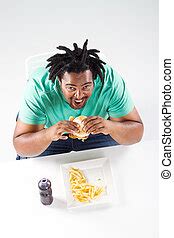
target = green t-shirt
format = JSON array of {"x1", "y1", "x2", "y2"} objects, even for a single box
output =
[{"x1": 19, "y1": 64, "x2": 134, "y2": 128}]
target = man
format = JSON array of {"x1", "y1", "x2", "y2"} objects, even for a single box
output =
[{"x1": 13, "y1": 40, "x2": 144, "y2": 158}]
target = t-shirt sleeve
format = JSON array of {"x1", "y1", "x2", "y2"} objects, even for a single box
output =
[
  {"x1": 107, "y1": 67, "x2": 134, "y2": 118},
  {"x1": 18, "y1": 79, "x2": 46, "y2": 125}
]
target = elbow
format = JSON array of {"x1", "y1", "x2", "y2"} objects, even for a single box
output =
[
  {"x1": 13, "y1": 136, "x2": 43, "y2": 158},
  {"x1": 13, "y1": 136, "x2": 29, "y2": 158},
  {"x1": 13, "y1": 137, "x2": 24, "y2": 157},
  {"x1": 134, "y1": 122, "x2": 144, "y2": 144},
  {"x1": 13, "y1": 137, "x2": 18, "y2": 154},
  {"x1": 139, "y1": 122, "x2": 144, "y2": 141},
  {"x1": 122, "y1": 122, "x2": 144, "y2": 145}
]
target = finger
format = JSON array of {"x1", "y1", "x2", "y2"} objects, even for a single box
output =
[
  {"x1": 84, "y1": 121, "x2": 103, "y2": 133},
  {"x1": 68, "y1": 121, "x2": 80, "y2": 130},
  {"x1": 62, "y1": 126, "x2": 80, "y2": 134},
  {"x1": 82, "y1": 116, "x2": 99, "y2": 124},
  {"x1": 84, "y1": 117, "x2": 102, "y2": 129},
  {"x1": 61, "y1": 129, "x2": 77, "y2": 135},
  {"x1": 68, "y1": 121, "x2": 79, "y2": 126},
  {"x1": 62, "y1": 123, "x2": 79, "y2": 132},
  {"x1": 90, "y1": 127, "x2": 105, "y2": 134},
  {"x1": 59, "y1": 135, "x2": 68, "y2": 140},
  {"x1": 60, "y1": 120, "x2": 79, "y2": 130}
]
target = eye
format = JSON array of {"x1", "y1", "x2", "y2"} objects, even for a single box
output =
[
  {"x1": 66, "y1": 87, "x2": 76, "y2": 91},
  {"x1": 82, "y1": 85, "x2": 91, "y2": 90}
]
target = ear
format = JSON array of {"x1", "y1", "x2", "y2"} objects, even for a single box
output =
[{"x1": 58, "y1": 78, "x2": 62, "y2": 85}]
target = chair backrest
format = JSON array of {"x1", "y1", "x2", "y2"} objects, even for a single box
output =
[
  {"x1": 25, "y1": 51, "x2": 57, "y2": 80},
  {"x1": 25, "y1": 52, "x2": 109, "y2": 80}
]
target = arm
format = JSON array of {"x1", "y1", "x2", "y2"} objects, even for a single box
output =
[
  {"x1": 83, "y1": 107, "x2": 144, "y2": 145},
  {"x1": 13, "y1": 120, "x2": 79, "y2": 157},
  {"x1": 107, "y1": 107, "x2": 144, "y2": 144}
]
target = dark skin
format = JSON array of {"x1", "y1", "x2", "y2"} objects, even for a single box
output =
[{"x1": 13, "y1": 70, "x2": 144, "y2": 157}]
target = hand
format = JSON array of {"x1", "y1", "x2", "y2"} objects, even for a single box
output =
[
  {"x1": 47, "y1": 120, "x2": 79, "y2": 141},
  {"x1": 82, "y1": 116, "x2": 110, "y2": 135}
]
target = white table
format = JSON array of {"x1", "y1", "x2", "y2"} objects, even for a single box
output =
[{"x1": 0, "y1": 140, "x2": 158, "y2": 238}]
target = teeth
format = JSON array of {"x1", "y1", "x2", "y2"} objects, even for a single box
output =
[{"x1": 75, "y1": 99, "x2": 83, "y2": 103}]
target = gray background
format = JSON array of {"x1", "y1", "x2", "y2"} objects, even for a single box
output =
[{"x1": 0, "y1": 0, "x2": 158, "y2": 161}]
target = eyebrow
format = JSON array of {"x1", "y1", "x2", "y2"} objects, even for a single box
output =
[{"x1": 65, "y1": 82, "x2": 93, "y2": 86}]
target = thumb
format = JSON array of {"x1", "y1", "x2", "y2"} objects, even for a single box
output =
[{"x1": 59, "y1": 135, "x2": 68, "y2": 140}]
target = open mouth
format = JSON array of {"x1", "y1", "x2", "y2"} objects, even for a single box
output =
[{"x1": 72, "y1": 98, "x2": 87, "y2": 108}]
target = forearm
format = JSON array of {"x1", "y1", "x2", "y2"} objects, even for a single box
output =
[
  {"x1": 108, "y1": 120, "x2": 144, "y2": 145},
  {"x1": 13, "y1": 128, "x2": 52, "y2": 157}
]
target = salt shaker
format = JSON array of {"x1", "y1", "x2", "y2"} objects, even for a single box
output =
[{"x1": 38, "y1": 178, "x2": 53, "y2": 205}]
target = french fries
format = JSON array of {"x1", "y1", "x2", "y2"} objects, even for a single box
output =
[{"x1": 69, "y1": 167, "x2": 105, "y2": 203}]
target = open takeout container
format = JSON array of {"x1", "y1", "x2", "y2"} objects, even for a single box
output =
[{"x1": 61, "y1": 157, "x2": 116, "y2": 210}]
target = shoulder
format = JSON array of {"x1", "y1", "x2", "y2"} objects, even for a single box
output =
[
  {"x1": 28, "y1": 67, "x2": 55, "y2": 93},
  {"x1": 104, "y1": 64, "x2": 121, "y2": 79},
  {"x1": 102, "y1": 63, "x2": 124, "y2": 87}
]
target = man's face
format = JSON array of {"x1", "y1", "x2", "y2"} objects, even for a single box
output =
[{"x1": 60, "y1": 70, "x2": 94, "y2": 109}]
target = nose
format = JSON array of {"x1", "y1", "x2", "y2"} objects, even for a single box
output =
[{"x1": 74, "y1": 89, "x2": 83, "y2": 99}]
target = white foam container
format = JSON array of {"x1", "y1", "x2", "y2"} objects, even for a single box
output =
[{"x1": 61, "y1": 157, "x2": 116, "y2": 210}]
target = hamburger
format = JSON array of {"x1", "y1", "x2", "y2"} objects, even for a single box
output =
[{"x1": 69, "y1": 116, "x2": 89, "y2": 141}]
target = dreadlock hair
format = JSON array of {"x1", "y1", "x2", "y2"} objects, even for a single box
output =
[{"x1": 45, "y1": 39, "x2": 106, "y2": 85}]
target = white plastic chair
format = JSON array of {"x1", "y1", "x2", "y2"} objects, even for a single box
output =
[{"x1": 25, "y1": 51, "x2": 57, "y2": 80}]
